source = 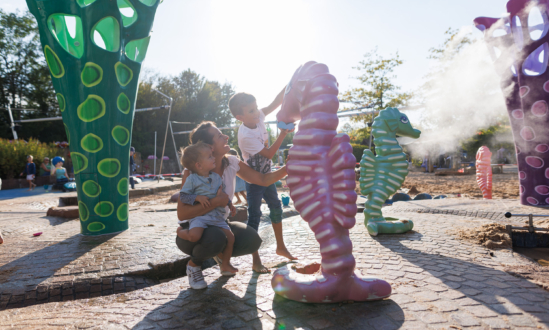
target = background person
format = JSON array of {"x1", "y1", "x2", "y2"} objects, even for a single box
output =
[
  {"x1": 40, "y1": 157, "x2": 51, "y2": 176},
  {"x1": 20, "y1": 155, "x2": 36, "y2": 191},
  {"x1": 228, "y1": 149, "x2": 247, "y2": 205},
  {"x1": 177, "y1": 121, "x2": 288, "y2": 289}
]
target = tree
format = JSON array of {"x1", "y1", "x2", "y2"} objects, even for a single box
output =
[
  {"x1": 133, "y1": 70, "x2": 235, "y2": 161},
  {"x1": 340, "y1": 48, "x2": 412, "y2": 145},
  {"x1": 0, "y1": 9, "x2": 61, "y2": 141}
]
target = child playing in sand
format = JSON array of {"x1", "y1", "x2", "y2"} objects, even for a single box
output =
[
  {"x1": 176, "y1": 142, "x2": 238, "y2": 274},
  {"x1": 20, "y1": 155, "x2": 36, "y2": 191}
]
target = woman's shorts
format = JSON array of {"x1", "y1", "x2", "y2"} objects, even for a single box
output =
[{"x1": 26, "y1": 175, "x2": 35, "y2": 181}]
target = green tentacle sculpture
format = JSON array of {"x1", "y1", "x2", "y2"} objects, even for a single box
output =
[
  {"x1": 26, "y1": 0, "x2": 160, "y2": 235},
  {"x1": 359, "y1": 108, "x2": 421, "y2": 236}
]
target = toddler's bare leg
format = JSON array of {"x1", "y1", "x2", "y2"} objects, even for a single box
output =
[{"x1": 219, "y1": 228, "x2": 238, "y2": 273}]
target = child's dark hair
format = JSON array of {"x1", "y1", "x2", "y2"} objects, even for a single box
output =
[
  {"x1": 228, "y1": 148, "x2": 241, "y2": 161},
  {"x1": 180, "y1": 142, "x2": 211, "y2": 173},
  {"x1": 228, "y1": 92, "x2": 256, "y2": 117}
]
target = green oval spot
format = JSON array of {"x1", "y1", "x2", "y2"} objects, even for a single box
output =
[
  {"x1": 117, "y1": 93, "x2": 131, "y2": 114},
  {"x1": 118, "y1": 178, "x2": 128, "y2": 195},
  {"x1": 98, "y1": 158, "x2": 121, "y2": 178},
  {"x1": 115, "y1": 62, "x2": 133, "y2": 86},
  {"x1": 87, "y1": 222, "x2": 105, "y2": 232},
  {"x1": 112, "y1": 126, "x2": 130, "y2": 146},
  {"x1": 78, "y1": 201, "x2": 89, "y2": 221},
  {"x1": 77, "y1": 95, "x2": 106, "y2": 122},
  {"x1": 64, "y1": 123, "x2": 70, "y2": 145},
  {"x1": 94, "y1": 201, "x2": 114, "y2": 217},
  {"x1": 44, "y1": 45, "x2": 64, "y2": 78},
  {"x1": 57, "y1": 94, "x2": 66, "y2": 112},
  {"x1": 71, "y1": 152, "x2": 88, "y2": 174},
  {"x1": 82, "y1": 180, "x2": 101, "y2": 198},
  {"x1": 81, "y1": 62, "x2": 103, "y2": 87},
  {"x1": 117, "y1": 203, "x2": 128, "y2": 221},
  {"x1": 81, "y1": 133, "x2": 103, "y2": 153}
]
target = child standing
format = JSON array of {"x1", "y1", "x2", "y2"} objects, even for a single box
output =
[
  {"x1": 176, "y1": 142, "x2": 238, "y2": 279},
  {"x1": 228, "y1": 149, "x2": 247, "y2": 205},
  {"x1": 20, "y1": 155, "x2": 36, "y2": 191},
  {"x1": 229, "y1": 88, "x2": 296, "y2": 274}
]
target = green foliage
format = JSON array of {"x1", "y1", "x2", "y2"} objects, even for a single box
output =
[
  {"x1": 133, "y1": 70, "x2": 235, "y2": 161},
  {"x1": 0, "y1": 138, "x2": 60, "y2": 179},
  {"x1": 460, "y1": 124, "x2": 515, "y2": 162},
  {"x1": 0, "y1": 10, "x2": 61, "y2": 141},
  {"x1": 283, "y1": 148, "x2": 289, "y2": 163},
  {"x1": 350, "y1": 144, "x2": 368, "y2": 163},
  {"x1": 340, "y1": 48, "x2": 413, "y2": 139}
]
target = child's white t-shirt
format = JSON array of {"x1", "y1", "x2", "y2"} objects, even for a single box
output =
[{"x1": 238, "y1": 109, "x2": 272, "y2": 174}]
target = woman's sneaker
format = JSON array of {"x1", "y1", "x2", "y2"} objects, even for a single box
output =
[{"x1": 186, "y1": 264, "x2": 207, "y2": 289}]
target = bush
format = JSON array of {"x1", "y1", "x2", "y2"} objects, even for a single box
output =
[
  {"x1": 283, "y1": 149, "x2": 289, "y2": 163},
  {"x1": 350, "y1": 144, "x2": 369, "y2": 163},
  {"x1": 0, "y1": 139, "x2": 60, "y2": 179}
]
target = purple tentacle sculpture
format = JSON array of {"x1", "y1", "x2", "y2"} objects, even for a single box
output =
[
  {"x1": 271, "y1": 61, "x2": 392, "y2": 303},
  {"x1": 475, "y1": 0, "x2": 549, "y2": 205}
]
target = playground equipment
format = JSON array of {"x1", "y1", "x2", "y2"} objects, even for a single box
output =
[
  {"x1": 359, "y1": 108, "x2": 421, "y2": 236},
  {"x1": 475, "y1": 0, "x2": 549, "y2": 206},
  {"x1": 271, "y1": 61, "x2": 392, "y2": 303},
  {"x1": 476, "y1": 146, "x2": 493, "y2": 199},
  {"x1": 26, "y1": 0, "x2": 160, "y2": 234}
]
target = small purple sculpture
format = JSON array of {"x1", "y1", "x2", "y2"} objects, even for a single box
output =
[{"x1": 475, "y1": 0, "x2": 549, "y2": 206}]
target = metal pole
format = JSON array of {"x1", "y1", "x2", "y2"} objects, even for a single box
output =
[
  {"x1": 154, "y1": 131, "x2": 157, "y2": 178},
  {"x1": 158, "y1": 97, "x2": 173, "y2": 179},
  {"x1": 7, "y1": 104, "x2": 18, "y2": 140},
  {"x1": 169, "y1": 121, "x2": 182, "y2": 173}
]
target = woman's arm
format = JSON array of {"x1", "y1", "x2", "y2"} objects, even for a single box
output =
[
  {"x1": 177, "y1": 169, "x2": 229, "y2": 221},
  {"x1": 236, "y1": 161, "x2": 287, "y2": 187}
]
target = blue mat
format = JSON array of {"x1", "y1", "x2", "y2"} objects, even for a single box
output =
[{"x1": 0, "y1": 187, "x2": 63, "y2": 200}]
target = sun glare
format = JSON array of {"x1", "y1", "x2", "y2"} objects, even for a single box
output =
[{"x1": 207, "y1": 0, "x2": 316, "y2": 111}]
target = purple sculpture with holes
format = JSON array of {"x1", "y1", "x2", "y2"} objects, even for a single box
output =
[{"x1": 475, "y1": 0, "x2": 549, "y2": 206}]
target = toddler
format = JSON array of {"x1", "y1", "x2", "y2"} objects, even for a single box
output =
[
  {"x1": 176, "y1": 142, "x2": 238, "y2": 274},
  {"x1": 20, "y1": 155, "x2": 36, "y2": 191}
]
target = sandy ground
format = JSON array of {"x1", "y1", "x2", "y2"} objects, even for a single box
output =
[{"x1": 401, "y1": 172, "x2": 520, "y2": 199}]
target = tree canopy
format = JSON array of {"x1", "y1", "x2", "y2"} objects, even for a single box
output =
[{"x1": 340, "y1": 48, "x2": 412, "y2": 147}]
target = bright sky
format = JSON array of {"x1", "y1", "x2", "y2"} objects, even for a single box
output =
[{"x1": 1, "y1": 0, "x2": 508, "y2": 125}]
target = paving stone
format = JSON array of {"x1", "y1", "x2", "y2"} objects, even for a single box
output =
[
  {"x1": 451, "y1": 312, "x2": 481, "y2": 327},
  {"x1": 464, "y1": 305, "x2": 500, "y2": 318},
  {"x1": 238, "y1": 309, "x2": 262, "y2": 322},
  {"x1": 417, "y1": 312, "x2": 447, "y2": 324},
  {"x1": 490, "y1": 303, "x2": 524, "y2": 315},
  {"x1": 508, "y1": 315, "x2": 537, "y2": 327}
]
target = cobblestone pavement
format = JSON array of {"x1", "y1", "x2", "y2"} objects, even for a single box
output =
[
  {"x1": 389, "y1": 198, "x2": 549, "y2": 222},
  {"x1": 1, "y1": 199, "x2": 549, "y2": 329}
]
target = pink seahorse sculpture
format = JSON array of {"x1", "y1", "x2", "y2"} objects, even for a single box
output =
[
  {"x1": 475, "y1": 0, "x2": 549, "y2": 206},
  {"x1": 476, "y1": 146, "x2": 493, "y2": 199},
  {"x1": 271, "y1": 61, "x2": 392, "y2": 303}
]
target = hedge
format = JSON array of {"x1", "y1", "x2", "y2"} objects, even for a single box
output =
[
  {"x1": 0, "y1": 139, "x2": 61, "y2": 179},
  {"x1": 350, "y1": 144, "x2": 369, "y2": 163}
]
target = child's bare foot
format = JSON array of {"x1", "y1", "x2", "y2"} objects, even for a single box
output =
[
  {"x1": 220, "y1": 263, "x2": 238, "y2": 274},
  {"x1": 252, "y1": 262, "x2": 271, "y2": 274},
  {"x1": 277, "y1": 247, "x2": 298, "y2": 260},
  {"x1": 176, "y1": 227, "x2": 190, "y2": 240},
  {"x1": 0, "y1": 230, "x2": 3, "y2": 244}
]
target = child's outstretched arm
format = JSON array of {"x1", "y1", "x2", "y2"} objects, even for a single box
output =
[
  {"x1": 261, "y1": 86, "x2": 286, "y2": 117},
  {"x1": 258, "y1": 128, "x2": 293, "y2": 160}
]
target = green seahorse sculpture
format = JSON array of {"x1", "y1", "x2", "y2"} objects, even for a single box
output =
[
  {"x1": 360, "y1": 108, "x2": 421, "y2": 236},
  {"x1": 26, "y1": 0, "x2": 160, "y2": 235}
]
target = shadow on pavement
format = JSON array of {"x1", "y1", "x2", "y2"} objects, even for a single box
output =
[
  {"x1": 0, "y1": 233, "x2": 119, "y2": 295},
  {"x1": 375, "y1": 232, "x2": 549, "y2": 327},
  {"x1": 133, "y1": 274, "x2": 405, "y2": 329}
]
